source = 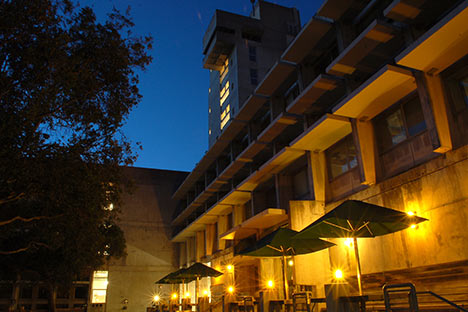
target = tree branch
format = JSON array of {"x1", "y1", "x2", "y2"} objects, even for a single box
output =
[
  {"x1": 0, "y1": 192, "x2": 25, "y2": 206},
  {"x1": 0, "y1": 242, "x2": 50, "y2": 255},
  {"x1": 0, "y1": 214, "x2": 61, "y2": 227}
]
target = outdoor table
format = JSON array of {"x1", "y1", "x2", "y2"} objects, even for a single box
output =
[{"x1": 269, "y1": 299, "x2": 293, "y2": 312}]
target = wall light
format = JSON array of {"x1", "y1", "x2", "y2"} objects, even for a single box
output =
[
  {"x1": 226, "y1": 264, "x2": 234, "y2": 272},
  {"x1": 227, "y1": 286, "x2": 234, "y2": 294},
  {"x1": 288, "y1": 260, "x2": 294, "y2": 267},
  {"x1": 334, "y1": 269, "x2": 344, "y2": 280},
  {"x1": 267, "y1": 280, "x2": 274, "y2": 289},
  {"x1": 407, "y1": 211, "x2": 415, "y2": 216},
  {"x1": 185, "y1": 292, "x2": 191, "y2": 298},
  {"x1": 153, "y1": 295, "x2": 160, "y2": 302},
  {"x1": 203, "y1": 290, "x2": 209, "y2": 297},
  {"x1": 344, "y1": 238, "x2": 353, "y2": 248},
  {"x1": 171, "y1": 293, "x2": 178, "y2": 300}
]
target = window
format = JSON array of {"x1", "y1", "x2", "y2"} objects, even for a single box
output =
[
  {"x1": 220, "y1": 104, "x2": 231, "y2": 130},
  {"x1": 220, "y1": 81, "x2": 230, "y2": 106},
  {"x1": 284, "y1": 81, "x2": 300, "y2": 106},
  {"x1": 250, "y1": 68, "x2": 258, "y2": 85},
  {"x1": 91, "y1": 271, "x2": 108, "y2": 304},
  {"x1": 220, "y1": 59, "x2": 229, "y2": 83},
  {"x1": 374, "y1": 96, "x2": 426, "y2": 153},
  {"x1": 460, "y1": 76, "x2": 468, "y2": 107},
  {"x1": 249, "y1": 45, "x2": 256, "y2": 62},
  {"x1": 326, "y1": 135, "x2": 357, "y2": 180}
]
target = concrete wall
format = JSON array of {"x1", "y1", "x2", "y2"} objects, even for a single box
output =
[
  {"x1": 105, "y1": 167, "x2": 187, "y2": 312},
  {"x1": 290, "y1": 144, "x2": 468, "y2": 297}
]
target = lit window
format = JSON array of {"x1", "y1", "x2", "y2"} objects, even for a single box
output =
[
  {"x1": 220, "y1": 81, "x2": 230, "y2": 106},
  {"x1": 92, "y1": 271, "x2": 108, "y2": 303},
  {"x1": 209, "y1": 88, "x2": 211, "y2": 94},
  {"x1": 221, "y1": 105, "x2": 231, "y2": 130},
  {"x1": 209, "y1": 129, "x2": 211, "y2": 135},
  {"x1": 209, "y1": 107, "x2": 211, "y2": 113},
  {"x1": 220, "y1": 59, "x2": 229, "y2": 82}
]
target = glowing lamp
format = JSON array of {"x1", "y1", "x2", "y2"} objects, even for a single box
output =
[
  {"x1": 344, "y1": 238, "x2": 353, "y2": 248},
  {"x1": 153, "y1": 295, "x2": 160, "y2": 302},
  {"x1": 171, "y1": 293, "x2": 178, "y2": 300},
  {"x1": 185, "y1": 292, "x2": 190, "y2": 298},
  {"x1": 288, "y1": 260, "x2": 294, "y2": 267},
  {"x1": 227, "y1": 286, "x2": 234, "y2": 294},
  {"x1": 407, "y1": 211, "x2": 415, "y2": 216},
  {"x1": 334, "y1": 269, "x2": 344, "y2": 279},
  {"x1": 226, "y1": 264, "x2": 234, "y2": 272},
  {"x1": 410, "y1": 224, "x2": 417, "y2": 229},
  {"x1": 267, "y1": 280, "x2": 274, "y2": 289},
  {"x1": 203, "y1": 290, "x2": 209, "y2": 296}
]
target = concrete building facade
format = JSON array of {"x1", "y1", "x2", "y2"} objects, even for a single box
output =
[
  {"x1": 205, "y1": 1, "x2": 301, "y2": 147},
  {"x1": 171, "y1": 0, "x2": 468, "y2": 310}
]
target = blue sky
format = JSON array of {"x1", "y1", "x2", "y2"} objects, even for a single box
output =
[{"x1": 83, "y1": 1, "x2": 322, "y2": 172}]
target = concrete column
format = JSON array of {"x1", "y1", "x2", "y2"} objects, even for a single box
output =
[
  {"x1": 309, "y1": 151, "x2": 329, "y2": 203},
  {"x1": 196, "y1": 230, "x2": 206, "y2": 262},
  {"x1": 205, "y1": 224, "x2": 216, "y2": 256},
  {"x1": 353, "y1": 119, "x2": 376, "y2": 185},
  {"x1": 217, "y1": 215, "x2": 228, "y2": 250}
]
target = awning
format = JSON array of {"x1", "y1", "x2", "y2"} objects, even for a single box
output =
[{"x1": 257, "y1": 112, "x2": 298, "y2": 143}]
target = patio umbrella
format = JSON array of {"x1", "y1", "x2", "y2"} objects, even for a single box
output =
[
  {"x1": 294, "y1": 200, "x2": 428, "y2": 295},
  {"x1": 155, "y1": 268, "x2": 196, "y2": 299},
  {"x1": 236, "y1": 227, "x2": 336, "y2": 299},
  {"x1": 177, "y1": 262, "x2": 223, "y2": 301}
]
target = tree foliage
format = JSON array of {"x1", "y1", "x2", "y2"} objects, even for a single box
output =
[{"x1": 0, "y1": 0, "x2": 152, "y2": 305}]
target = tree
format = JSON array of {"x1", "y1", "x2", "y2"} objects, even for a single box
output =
[{"x1": 0, "y1": 0, "x2": 152, "y2": 310}]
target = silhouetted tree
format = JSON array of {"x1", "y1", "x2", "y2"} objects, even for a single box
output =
[{"x1": 0, "y1": 0, "x2": 152, "y2": 310}]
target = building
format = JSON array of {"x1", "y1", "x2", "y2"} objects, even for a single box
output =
[
  {"x1": 206, "y1": 1, "x2": 301, "y2": 147},
  {"x1": 171, "y1": 0, "x2": 468, "y2": 309},
  {"x1": 0, "y1": 167, "x2": 187, "y2": 312}
]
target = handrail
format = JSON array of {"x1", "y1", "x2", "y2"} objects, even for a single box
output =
[{"x1": 417, "y1": 291, "x2": 468, "y2": 312}]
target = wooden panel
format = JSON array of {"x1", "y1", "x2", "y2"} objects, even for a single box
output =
[{"x1": 381, "y1": 140, "x2": 414, "y2": 178}]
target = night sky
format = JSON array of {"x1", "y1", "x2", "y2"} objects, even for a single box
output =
[{"x1": 83, "y1": 1, "x2": 322, "y2": 172}]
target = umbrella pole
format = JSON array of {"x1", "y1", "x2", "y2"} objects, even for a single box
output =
[
  {"x1": 353, "y1": 237, "x2": 363, "y2": 296},
  {"x1": 281, "y1": 254, "x2": 289, "y2": 300},
  {"x1": 196, "y1": 276, "x2": 199, "y2": 305}
]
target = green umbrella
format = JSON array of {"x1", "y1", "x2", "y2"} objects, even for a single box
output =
[
  {"x1": 177, "y1": 262, "x2": 223, "y2": 301},
  {"x1": 294, "y1": 200, "x2": 428, "y2": 295},
  {"x1": 155, "y1": 268, "x2": 196, "y2": 284},
  {"x1": 237, "y1": 227, "x2": 336, "y2": 299}
]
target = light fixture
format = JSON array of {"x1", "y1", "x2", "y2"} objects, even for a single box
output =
[
  {"x1": 344, "y1": 238, "x2": 353, "y2": 248},
  {"x1": 267, "y1": 280, "x2": 274, "y2": 289},
  {"x1": 288, "y1": 260, "x2": 294, "y2": 267},
  {"x1": 185, "y1": 292, "x2": 190, "y2": 298},
  {"x1": 203, "y1": 290, "x2": 209, "y2": 296},
  {"x1": 171, "y1": 293, "x2": 178, "y2": 300},
  {"x1": 334, "y1": 269, "x2": 344, "y2": 280},
  {"x1": 226, "y1": 264, "x2": 234, "y2": 272},
  {"x1": 410, "y1": 224, "x2": 417, "y2": 229},
  {"x1": 227, "y1": 286, "x2": 234, "y2": 294},
  {"x1": 407, "y1": 211, "x2": 415, "y2": 216},
  {"x1": 153, "y1": 295, "x2": 160, "y2": 302}
]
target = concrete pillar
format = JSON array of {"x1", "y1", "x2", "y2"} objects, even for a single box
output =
[
  {"x1": 196, "y1": 230, "x2": 206, "y2": 261},
  {"x1": 353, "y1": 119, "x2": 376, "y2": 185},
  {"x1": 309, "y1": 151, "x2": 329, "y2": 203}
]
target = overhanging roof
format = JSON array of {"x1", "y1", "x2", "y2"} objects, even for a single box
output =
[
  {"x1": 290, "y1": 114, "x2": 351, "y2": 152},
  {"x1": 286, "y1": 74, "x2": 340, "y2": 114},
  {"x1": 257, "y1": 112, "x2": 298, "y2": 143},
  {"x1": 317, "y1": 0, "x2": 359, "y2": 20},
  {"x1": 235, "y1": 94, "x2": 269, "y2": 122},
  {"x1": 281, "y1": 17, "x2": 333, "y2": 64},
  {"x1": 237, "y1": 147, "x2": 305, "y2": 192},
  {"x1": 326, "y1": 19, "x2": 399, "y2": 76},
  {"x1": 395, "y1": 1, "x2": 468, "y2": 74},
  {"x1": 332, "y1": 64, "x2": 416, "y2": 119},
  {"x1": 384, "y1": 0, "x2": 424, "y2": 22},
  {"x1": 254, "y1": 61, "x2": 296, "y2": 96},
  {"x1": 219, "y1": 208, "x2": 288, "y2": 240}
]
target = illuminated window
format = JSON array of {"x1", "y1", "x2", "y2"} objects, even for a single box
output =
[
  {"x1": 220, "y1": 81, "x2": 230, "y2": 106},
  {"x1": 220, "y1": 105, "x2": 231, "y2": 130},
  {"x1": 209, "y1": 88, "x2": 211, "y2": 94},
  {"x1": 209, "y1": 129, "x2": 211, "y2": 135},
  {"x1": 220, "y1": 59, "x2": 229, "y2": 82},
  {"x1": 91, "y1": 271, "x2": 108, "y2": 303},
  {"x1": 326, "y1": 135, "x2": 357, "y2": 180}
]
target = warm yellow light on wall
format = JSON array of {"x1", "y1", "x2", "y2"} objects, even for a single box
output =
[
  {"x1": 410, "y1": 224, "x2": 417, "y2": 229},
  {"x1": 185, "y1": 292, "x2": 191, "y2": 298},
  {"x1": 344, "y1": 238, "x2": 353, "y2": 248},
  {"x1": 334, "y1": 269, "x2": 344, "y2": 279},
  {"x1": 153, "y1": 295, "x2": 160, "y2": 302},
  {"x1": 267, "y1": 280, "x2": 274, "y2": 289},
  {"x1": 171, "y1": 293, "x2": 178, "y2": 300},
  {"x1": 288, "y1": 260, "x2": 294, "y2": 267},
  {"x1": 227, "y1": 286, "x2": 234, "y2": 294},
  {"x1": 226, "y1": 264, "x2": 234, "y2": 272},
  {"x1": 203, "y1": 290, "x2": 209, "y2": 297},
  {"x1": 407, "y1": 211, "x2": 415, "y2": 216}
]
